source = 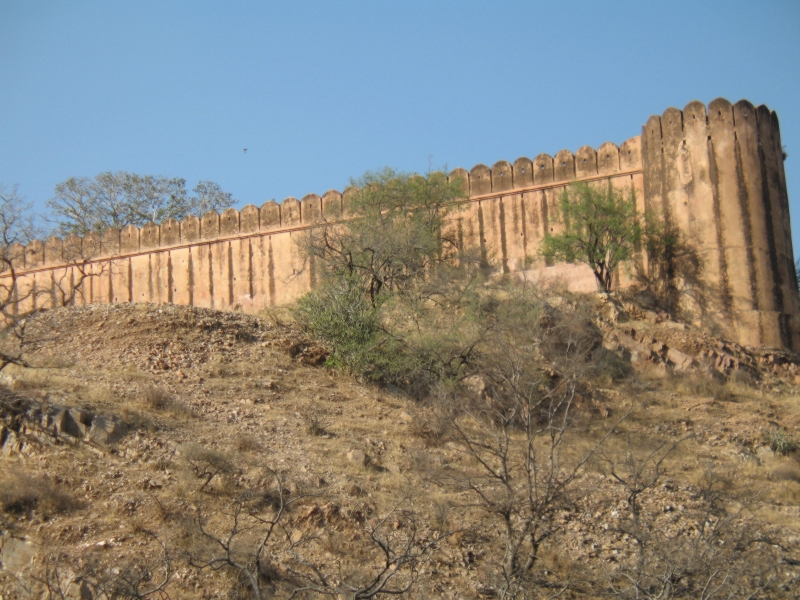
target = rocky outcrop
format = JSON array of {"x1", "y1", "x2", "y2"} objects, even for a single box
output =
[{"x1": 0, "y1": 387, "x2": 128, "y2": 456}]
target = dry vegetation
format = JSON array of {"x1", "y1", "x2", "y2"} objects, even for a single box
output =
[{"x1": 0, "y1": 299, "x2": 799, "y2": 598}]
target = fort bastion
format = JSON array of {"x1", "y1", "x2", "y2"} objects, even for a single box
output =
[{"x1": 6, "y1": 98, "x2": 799, "y2": 351}]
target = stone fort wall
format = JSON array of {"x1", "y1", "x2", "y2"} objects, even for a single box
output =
[{"x1": 7, "y1": 98, "x2": 799, "y2": 351}]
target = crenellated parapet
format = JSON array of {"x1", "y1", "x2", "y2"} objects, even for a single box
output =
[
  {"x1": 12, "y1": 136, "x2": 642, "y2": 269},
  {"x1": 445, "y1": 136, "x2": 641, "y2": 197},
  {"x1": 642, "y1": 98, "x2": 798, "y2": 350},
  {"x1": 3, "y1": 98, "x2": 797, "y2": 351}
]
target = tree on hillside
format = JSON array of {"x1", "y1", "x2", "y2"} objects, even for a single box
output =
[
  {"x1": 47, "y1": 172, "x2": 235, "y2": 236},
  {"x1": 540, "y1": 180, "x2": 640, "y2": 293},
  {"x1": 295, "y1": 167, "x2": 477, "y2": 380},
  {"x1": 299, "y1": 167, "x2": 469, "y2": 306},
  {"x1": 0, "y1": 184, "x2": 36, "y2": 249},
  {"x1": 0, "y1": 184, "x2": 101, "y2": 371}
]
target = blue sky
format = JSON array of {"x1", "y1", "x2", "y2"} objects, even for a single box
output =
[{"x1": 1, "y1": 1, "x2": 799, "y2": 247}]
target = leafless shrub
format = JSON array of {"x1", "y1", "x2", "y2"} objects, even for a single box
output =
[
  {"x1": 0, "y1": 185, "x2": 108, "y2": 374},
  {"x1": 180, "y1": 443, "x2": 236, "y2": 492},
  {"x1": 430, "y1": 498, "x2": 452, "y2": 537},
  {"x1": 301, "y1": 409, "x2": 330, "y2": 437},
  {"x1": 19, "y1": 529, "x2": 175, "y2": 599},
  {"x1": 140, "y1": 387, "x2": 195, "y2": 420},
  {"x1": 430, "y1": 282, "x2": 632, "y2": 599},
  {"x1": 406, "y1": 403, "x2": 451, "y2": 448},
  {"x1": 599, "y1": 438, "x2": 797, "y2": 598},
  {"x1": 141, "y1": 386, "x2": 173, "y2": 410},
  {"x1": 235, "y1": 433, "x2": 264, "y2": 453},
  {"x1": 181, "y1": 467, "x2": 444, "y2": 599},
  {"x1": 286, "y1": 501, "x2": 441, "y2": 599}
]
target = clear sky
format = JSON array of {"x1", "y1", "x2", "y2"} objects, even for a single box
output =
[{"x1": 1, "y1": 1, "x2": 799, "y2": 249}]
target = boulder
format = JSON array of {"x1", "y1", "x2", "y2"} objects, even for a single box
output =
[
  {"x1": 89, "y1": 415, "x2": 128, "y2": 446},
  {"x1": 346, "y1": 449, "x2": 368, "y2": 466},
  {"x1": 1, "y1": 430, "x2": 21, "y2": 456},
  {"x1": 41, "y1": 406, "x2": 85, "y2": 438},
  {"x1": 0, "y1": 536, "x2": 36, "y2": 572},
  {"x1": 667, "y1": 347, "x2": 693, "y2": 371},
  {"x1": 42, "y1": 406, "x2": 68, "y2": 433},
  {"x1": 65, "y1": 408, "x2": 94, "y2": 438}
]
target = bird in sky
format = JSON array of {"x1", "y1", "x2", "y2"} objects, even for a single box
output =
[{"x1": 243, "y1": 148, "x2": 247, "y2": 153}]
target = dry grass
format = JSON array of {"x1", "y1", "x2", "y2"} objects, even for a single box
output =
[
  {"x1": 179, "y1": 442, "x2": 237, "y2": 494},
  {"x1": 0, "y1": 470, "x2": 79, "y2": 516},
  {"x1": 773, "y1": 461, "x2": 800, "y2": 483},
  {"x1": 3, "y1": 365, "x2": 78, "y2": 393},
  {"x1": 233, "y1": 433, "x2": 264, "y2": 453},
  {"x1": 119, "y1": 366, "x2": 152, "y2": 383},
  {"x1": 139, "y1": 385, "x2": 195, "y2": 419},
  {"x1": 660, "y1": 370, "x2": 738, "y2": 402},
  {"x1": 762, "y1": 427, "x2": 798, "y2": 455},
  {"x1": 141, "y1": 386, "x2": 173, "y2": 410},
  {"x1": 301, "y1": 409, "x2": 330, "y2": 436},
  {"x1": 119, "y1": 401, "x2": 157, "y2": 432},
  {"x1": 3, "y1": 302, "x2": 799, "y2": 599}
]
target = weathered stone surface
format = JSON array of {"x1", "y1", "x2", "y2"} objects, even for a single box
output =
[
  {"x1": 553, "y1": 149, "x2": 575, "y2": 182},
  {"x1": 448, "y1": 168, "x2": 470, "y2": 196},
  {"x1": 42, "y1": 407, "x2": 68, "y2": 433},
  {"x1": 470, "y1": 165, "x2": 491, "y2": 196},
  {"x1": 666, "y1": 347, "x2": 693, "y2": 371},
  {"x1": 120, "y1": 225, "x2": 140, "y2": 253},
  {"x1": 575, "y1": 145, "x2": 597, "y2": 178},
  {"x1": 260, "y1": 201, "x2": 281, "y2": 231},
  {"x1": 2, "y1": 99, "x2": 797, "y2": 352},
  {"x1": 25, "y1": 239, "x2": 44, "y2": 267},
  {"x1": 140, "y1": 222, "x2": 160, "y2": 250},
  {"x1": 44, "y1": 236, "x2": 64, "y2": 266},
  {"x1": 66, "y1": 408, "x2": 93, "y2": 438},
  {"x1": 533, "y1": 153, "x2": 554, "y2": 185},
  {"x1": 240, "y1": 204, "x2": 260, "y2": 233},
  {"x1": 89, "y1": 415, "x2": 128, "y2": 446},
  {"x1": 346, "y1": 449, "x2": 368, "y2": 466},
  {"x1": 491, "y1": 161, "x2": 512, "y2": 192},
  {"x1": 512, "y1": 157, "x2": 533, "y2": 188},
  {"x1": 220, "y1": 208, "x2": 240, "y2": 236},
  {"x1": 201, "y1": 211, "x2": 220, "y2": 240},
  {"x1": 160, "y1": 218, "x2": 181, "y2": 247},
  {"x1": 301, "y1": 194, "x2": 322, "y2": 224},
  {"x1": 1, "y1": 429, "x2": 20, "y2": 455},
  {"x1": 281, "y1": 198, "x2": 301, "y2": 226},
  {"x1": 321, "y1": 190, "x2": 343, "y2": 219},
  {"x1": 619, "y1": 136, "x2": 641, "y2": 171},
  {"x1": 0, "y1": 536, "x2": 37, "y2": 572},
  {"x1": 597, "y1": 142, "x2": 620, "y2": 175}
]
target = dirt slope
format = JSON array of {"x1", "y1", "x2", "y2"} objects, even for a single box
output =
[{"x1": 1, "y1": 302, "x2": 799, "y2": 598}]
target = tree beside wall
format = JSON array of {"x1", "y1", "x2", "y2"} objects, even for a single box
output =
[{"x1": 540, "y1": 180, "x2": 640, "y2": 294}]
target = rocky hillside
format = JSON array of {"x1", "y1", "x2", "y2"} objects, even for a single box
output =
[{"x1": 1, "y1": 302, "x2": 799, "y2": 598}]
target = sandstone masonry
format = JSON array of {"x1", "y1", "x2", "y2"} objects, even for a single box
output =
[{"x1": 7, "y1": 98, "x2": 798, "y2": 350}]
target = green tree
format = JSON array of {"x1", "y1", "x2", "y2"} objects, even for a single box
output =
[
  {"x1": 540, "y1": 180, "x2": 640, "y2": 293},
  {"x1": 299, "y1": 167, "x2": 468, "y2": 306},
  {"x1": 47, "y1": 172, "x2": 235, "y2": 236},
  {"x1": 295, "y1": 167, "x2": 475, "y2": 380}
]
